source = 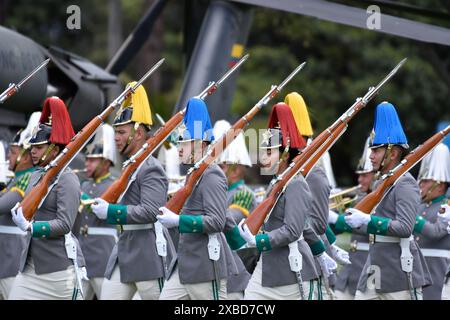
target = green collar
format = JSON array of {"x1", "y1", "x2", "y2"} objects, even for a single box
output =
[
  {"x1": 15, "y1": 167, "x2": 35, "y2": 178},
  {"x1": 94, "y1": 172, "x2": 111, "y2": 184},
  {"x1": 228, "y1": 179, "x2": 244, "y2": 191},
  {"x1": 431, "y1": 194, "x2": 447, "y2": 204}
]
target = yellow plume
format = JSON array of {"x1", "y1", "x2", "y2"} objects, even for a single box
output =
[
  {"x1": 284, "y1": 92, "x2": 313, "y2": 137},
  {"x1": 122, "y1": 81, "x2": 153, "y2": 126}
]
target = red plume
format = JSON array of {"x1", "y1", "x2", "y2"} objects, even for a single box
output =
[
  {"x1": 267, "y1": 103, "x2": 306, "y2": 149},
  {"x1": 40, "y1": 97, "x2": 75, "y2": 145}
]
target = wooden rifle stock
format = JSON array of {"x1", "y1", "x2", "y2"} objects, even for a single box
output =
[
  {"x1": 355, "y1": 125, "x2": 450, "y2": 214},
  {"x1": 165, "y1": 111, "x2": 260, "y2": 214},
  {"x1": 165, "y1": 62, "x2": 307, "y2": 214},
  {"x1": 245, "y1": 58, "x2": 408, "y2": 234},
  {"x1": 20, "y1": 58, "x2": 165, "y2": 220},
  {"x1": 101, "y1": 111, "x2": 184, "y2": 203},
  {"x1": 101, "y1": 54, "x2": 250, "y2": 204},
  {"x1": 21, "y1": 115, "x2": 105, "y2": 220}
]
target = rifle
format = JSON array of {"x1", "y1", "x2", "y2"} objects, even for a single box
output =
[
  {"x1": 355, "y1": 125, "x2": 450, "y2": 214},
  {"x1": 0, "y1": 58, "x2": 50, "y2": 104},
  {"x1": 20, "y1": 58, "x2": 165, "y2": 220},
  {"x1": 245, "y1": 58, "x2": 407, "y2": 235},
  {"x1": 165, "y1": 62, "x2": 307, "y2": 214},
  {"x1": 100, "y1": 54, "x2": 249, "y2": 204}
]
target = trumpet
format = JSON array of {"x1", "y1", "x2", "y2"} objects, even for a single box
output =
[{"x1": 329, "y1": 185, "x2": 360, "y2": 211}]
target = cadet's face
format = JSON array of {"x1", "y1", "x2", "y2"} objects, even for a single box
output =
[
  {"x1": 369, "y1": 147, "x2": 385, "y2": 171},
  {"x1": 178, "y1": 141, "x2": 195, "y2": 164},
  {"x1": 259, "y1": 148, "x2": 280, "y2": 170},
  {"x1": 85, "y1": 157, "x2": 103, "y2": 178},
  {"x1": 114, "y1": 124, "x2": 132, "y2": 154},
  {"x1": 30, "y1": 144, "x2": 49, "y2": 166},
  {"x1": 7, "y1": 145, "x2": 20, "y2": 170},
  {"x1": 358, "y1": 172, "x2": 374, "y2": 193},
  {"x1": 419, "y1": 179, "x2": 437, "y2": 201}
]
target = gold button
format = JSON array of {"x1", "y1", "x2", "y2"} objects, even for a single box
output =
[
  {"x1": 117, "y1": 218, "x2": 120, "y2": 222},
  {"x1": 118, "y1": 210, "x2": 121, "y2": 214},
  {"x1": 377, "y1": 230, "x2": 380, "y2": 233},
  {"x1": 422, "y1": 212, "x2": 426, "y2": 216},
  {"x1": 193, "y1": 221, "x2": 197, "y2": 225},
  {"x1": 263, "y1": 247, "x2": 267, "y2": 250},
  {"x1": 261, "y1": 239, "x2": 265, "y2": 243},
  {"x1": 415, "y1": 221, "x2": 419, "y2": 224},
  {"x1": 42, "y1": 226, "x2": 46, "y2": 230},
  {"x1": 416, "y1": 237, "x2": 420, "y2": 241},
  {"x1": 378, "y1": 221, "x2": 382, "y2": 225},
  {"x1": 193, "y1": 229, "x2": 197, "y2": 232},
  {"x1": 42, "y1": 235, "x2": 46, "y2": 238}
]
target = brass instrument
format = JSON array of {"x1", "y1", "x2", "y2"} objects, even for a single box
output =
[{"x1": 329, "y1": 185, "x2": 360, "y2": 211}]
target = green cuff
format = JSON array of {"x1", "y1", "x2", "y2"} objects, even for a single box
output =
[
  {"x1": 414, "y1": 215, "x2": 426, "y2": 234},
  {"x1": 334, "y1": 215, "x2": 353, "y2": 233},
  {"x1": 367, "y1": 215, "x2": 391, "y2": 235},
  {"x1": 81, "y1": 193, "x2": 91, "y2": 201},
  {"x1": 224, "y1": 225, "x2": 247, "y2": 250},
  {"x1": 179, "y1": 215, "x2": 203, "y2": 233},
  {"x1": 309, "y1": 239, "x2": 326, "y2": 256},
  {"x1": 106, "y1": 204, "x2": 128, "y2": 225},
  {"x1": 325, "y1": 225, "x2": 337, "y2": 245},
  {"x1": 32, "y1": 221, "x2": 51, "y2": 238},
  {"x1": 255, "y1": 234, "x2": 272, "y2": 252}
]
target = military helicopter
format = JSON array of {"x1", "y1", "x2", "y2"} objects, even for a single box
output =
[{"x1": 1, "y1": 0, "x2": 449, "y2": 175}]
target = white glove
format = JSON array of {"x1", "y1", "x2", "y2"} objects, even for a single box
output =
[
  {"x1": 316, "y1": 252, "x2": 337, "y2": 278},
  {"x1": 91, "y1": 198, "x2": 109, "y2": 220},
  {"x1": 438, "y1": 204, "x2": 450, "y2": 223},
  {"x1": 238, "y1": 220, "x2": 256, "y2": 247},
  {"x1": 11, "y1": 203, "x2": 31, "y2": 232},
  {"x1": 80, "y1": 267, "x2": 89, "y2": 281},
  {"x1": 344, "y1": 208, "x2": 370, "y2": 228},
  {"x1": 328, "y1": 210, "x2": 339, "y2": 224},
  {"x1": 157, "y1": 207, "x2": 180, "y2": 228},
  {"x1": 330, "y1": 244, "x2": 351, "y2": 265},
  {"x1": 447, "y1": 221, "x2": 450, "y2": 235}
]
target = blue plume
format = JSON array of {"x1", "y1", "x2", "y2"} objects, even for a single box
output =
[
  {"x1": 182, "y1": 98, "x2": 215, "y2": 142},
  {"x1": 372, "y1": 102, "x2": 408, "y2": 146}
]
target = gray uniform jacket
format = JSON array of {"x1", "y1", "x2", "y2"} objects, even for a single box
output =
[
  {"x1": 334, "y1": 192, "x2": 370, "y2": 295},
  {"x1": 414, "y1": 197, "x2": 450, "y2": 299},
  {"x1": 104, "y1": 156, "x2": 173, "y2": 283},
  {"x1": 261, "y1": 175, "x2": 317, "y2": 287},
  {"x1": 305, "y1": 166, "x2": 332, "y2": 282},
  {"x1": 19, "y1": 168, "x2": 85, "y2": 274},
  {"x1": 74, "y1": 174, "x2": 116, "y2": 278},
  {"x1": 356, "y1": 172, "x2": 432, "y2": 293},
  {"x1": 224, "y1": 182, "x2": 253, "y2": 293},
  {"x1": 175, "y1": 164, "x2": 238, "y2": 284},
  {"x1": 0, "y1": 171, "x2": 32, "y2": 279}
]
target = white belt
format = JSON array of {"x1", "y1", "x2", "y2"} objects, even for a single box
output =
[
  {"x1": 375, "y1": 235, "x2": 404, "y2": 243},
  {"x1": 121, "y1": 223, "x2": 154, "y2": 231},
  {"x1": 421, "y1": 249, "x2": 450, "y2": 259},
  {"x1": 356, "y1": 242, "x2": 370, "y2": 251},
  {"x1": 0, "y1": 225, "x2": 27, "y2": 236},
  {"x1": 85, "y1": 227, "x2": 118, "y2": 242}
]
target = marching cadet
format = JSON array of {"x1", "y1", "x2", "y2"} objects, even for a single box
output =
[
  {"x1": 330, "y1": 136, "x2": 375, "y2": 299},
  {"x1": 158, "y1": 98, "x2": 237, "y2": 300},
  {"x1": 238, "y1": 102, "x2": 320, "y2": 300},
  {"x1": 74, "y1": 124, "x2": 118, "y2": 300},
  {"x1": 413, "y1": 142, "x2": 450, "y2": 299},
  {"x1": 285, "y1": 92, "x2": 350, "y2": 299},
  {"x1": 345, "y1": 101, "x2": 432, "y2": 300},
  {"x1": 213, "y1": 119, "x2": 253, "y2": 300},
  {"x1": 0, "y1": 112, "x2": 40, "y2": 299},
  {"x1": 9, "y1": 97, "x2": 86, "y2": 300},
  {"x1": 91, "y1": 82, "x2": 172, "y2": 300}
]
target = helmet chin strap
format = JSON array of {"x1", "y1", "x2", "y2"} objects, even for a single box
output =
[
  {"x1": 38, "y1": 143, "x2": 55, "y2": 166},
  {"x1": 121, "y1": 122, "x2": 140, "y2": 154},
  {"x1": 92, "y1": 159, "x2": 106, "y2": 181},
  {"x1": 375, "y1": 144, "x2": 393, "y2": 178},
  {"x1": 422, "y1": 181, "x2": 440, "y2": 202}
]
